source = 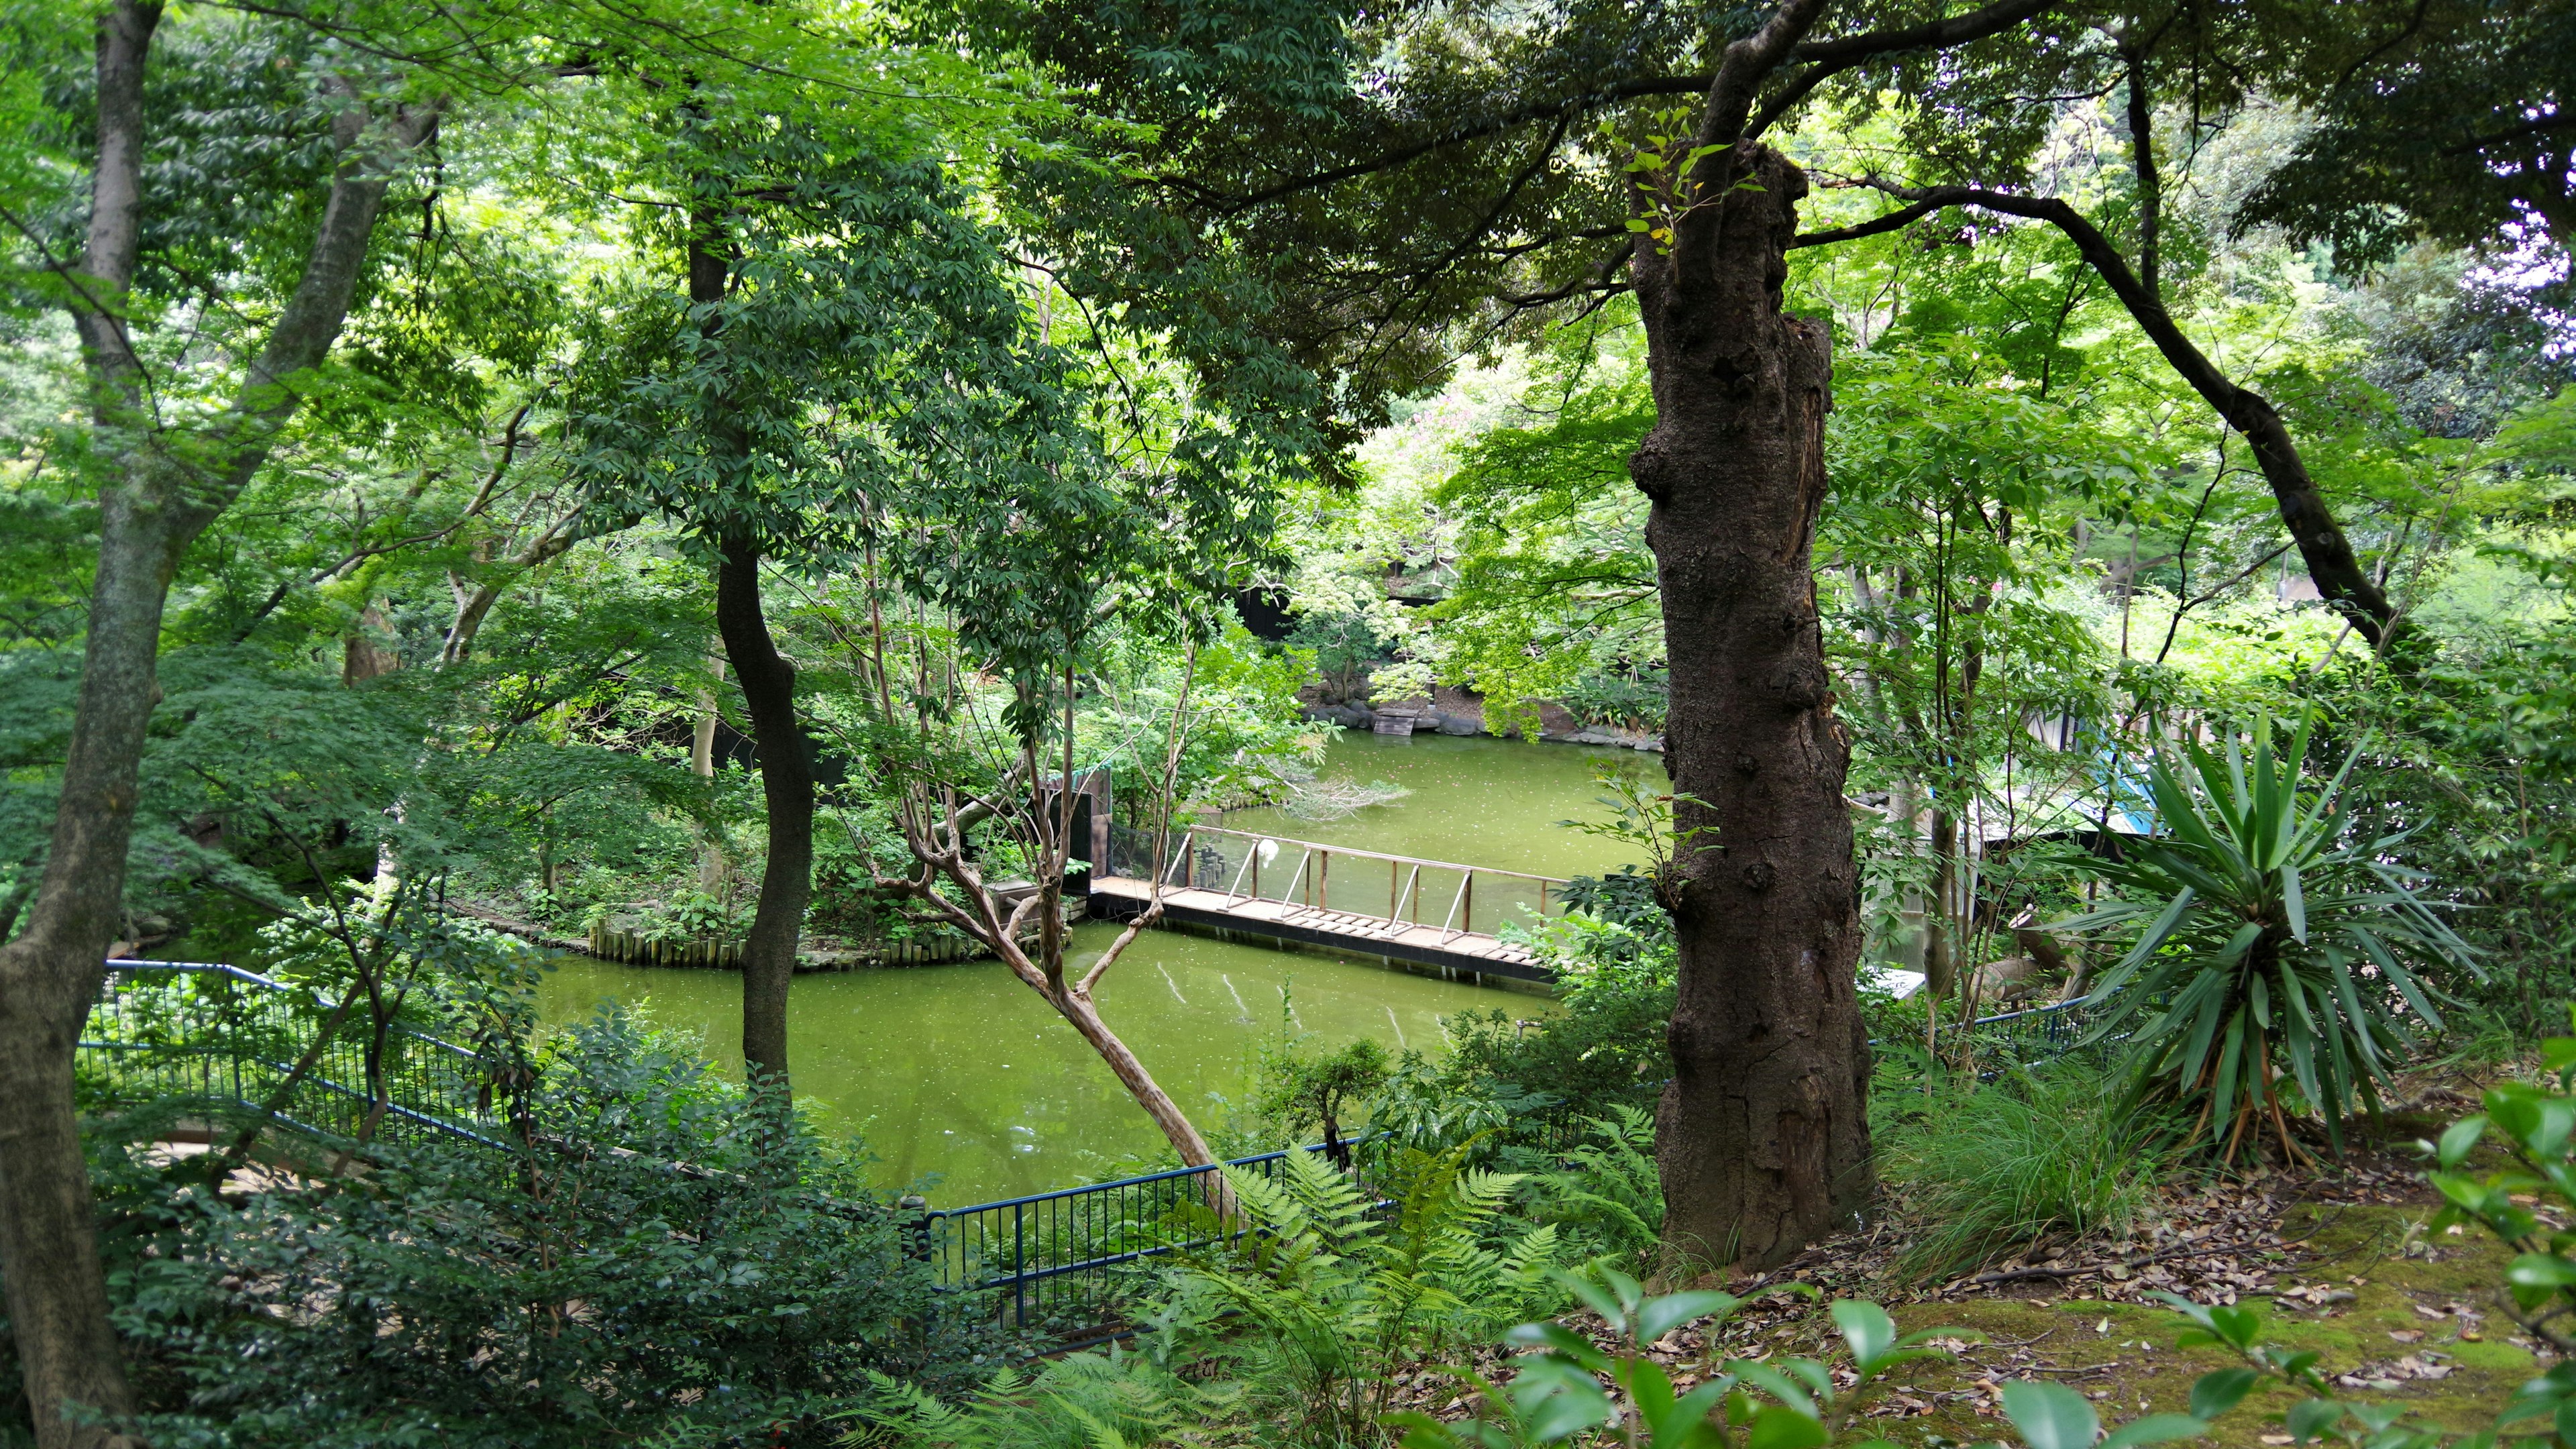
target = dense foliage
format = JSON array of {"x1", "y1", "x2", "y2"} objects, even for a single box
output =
[{"x1": 0, "y1": 0, "x2": 2571, "y2": 1439}]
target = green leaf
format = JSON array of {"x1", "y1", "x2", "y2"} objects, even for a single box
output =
[
  {"x1": 2285, "y1": 1396, "x2": 2345, "y2": 1443},
  {"x1": 1509, "y1": 1355, "x2": 1615, "y2": 1442},
  {"x1": 1746, "y1": 1405, "x2": 1827, "y2": 1449},
  {"x1": 1639, "y1": 1290, "x2": 1739, "y2": 1345},
  {"x1": 1830, "y1": 1299, "x2": 1897, "y2": 1367},
  {"x1": 2188, "y1": 1368, "x2": 2258, "y2": 1420},
  {"x1": 2507, "y1": 1253, "x2": 2576, "y2": 1288},
  {"x1": 2438, "y1": 1116, "x2": 2487, "y2": 1169},
  {"x1": 2099, "y1": 1412, "x2": 2212, "y2": 1449},
  {"x1": 2206, "y1": 1305, "x2": 2263, "y2": 1350},
  {"x1": 2002, "y1": 1380, "x2": 2100, "y2": 1449}
]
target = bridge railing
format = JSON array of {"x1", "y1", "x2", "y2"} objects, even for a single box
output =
[{"x1": 1108, "y1": 822, "x2": 1572, "y2": 941}]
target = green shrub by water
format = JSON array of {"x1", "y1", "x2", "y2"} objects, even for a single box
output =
[{"x1": 1881, "y1": 1061, "x2": 2172, "y2": 1283}]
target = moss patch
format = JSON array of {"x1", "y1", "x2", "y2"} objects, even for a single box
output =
[{"x1": 1866, "y1": 1205, "x2": 2538, "y2": 1446}]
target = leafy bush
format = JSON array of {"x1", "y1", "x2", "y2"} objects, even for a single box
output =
[
  {"x1": 1880, "y1": 1062, "x2": 2171, "y2": 1282},
  {"x1": 1557, "y1": 668, "x2": 1667, "y2": 735},
  {"x1": 1260, "y1": 1038, "x2": 1395, "y2": 1167},
  {"x1": 1507, "y1": 1106, "x2": 1662, "y2": 1268},
  {"x1": 1389, "y1": 1269, "x2": 1980, "y2": 1449},
  {"x1": 43, "y1": 1010, "x2": 965, "y2": 1449},
  {"x1": 2065, "y1": 713, "x2": 2477, "y2": 1165},
  {"x1": 637, "y1": 887, "x2": 754, "y2": 945},
  {"x1": 1166, "y1": 1141, "x2": 1565, "y2": 1446},
  {"x1": 2427, "y1": 1008, "x2": 2576, "y2": 1355},
  {"x1": 1449, "y1": 886, "x2": 1671, "y2": 1128}
]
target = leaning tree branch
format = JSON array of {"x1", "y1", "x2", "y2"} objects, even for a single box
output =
[
  {"x1": 1787, "y1": 195, "x2": 1949, "y2": 248},
  {"x1": 1152, "y1": 76, "x2": 1711, "y2": 213},
  {"x1": 1841, "y1": 177, "x2": 2402, "y2": 650},
  {"x1": 1747, "y1": 0, "x2": 2061, "y2": 140}
]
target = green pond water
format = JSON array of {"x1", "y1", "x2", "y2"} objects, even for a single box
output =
[{"x1": 537, "y1": 733, "x2": 1666, "y2": 1205}]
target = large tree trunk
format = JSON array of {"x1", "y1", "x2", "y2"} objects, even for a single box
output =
[
  {"x1": 0, "y1": 498, "x2": 174, "y2": 1449},
  {"x1": 1633, "y1": 141, "x2": 1872, "y2": 1272},
  {"x1": 714, "y1": 543, "x2": 810, "y2": 1093},
  {"x1": 0, "y1": 9, "x2": 431, "y2": 1442}
]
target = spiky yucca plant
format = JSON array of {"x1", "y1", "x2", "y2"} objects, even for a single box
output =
[{"x1": 2065, "y1": 714, "x2": 2476, "y2": 1167}]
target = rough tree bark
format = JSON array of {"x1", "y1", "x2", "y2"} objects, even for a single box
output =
[
  {"x1": 0, "y1": 9, "x2": 434, "y2": 1442},
  {"x1": 714, "y1": 544, "x2": 810, "y2": 1092},
  {"x1": 1633, "y1": 136, "x2": 1872, "y2": 1271}
]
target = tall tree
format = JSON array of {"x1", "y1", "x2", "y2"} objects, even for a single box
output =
[
  {"x1": 1004, "y1": 0, "x2": 2541, "y2": 1265},
  {"x1": 566, "y1": 116, "x2": 1071, "y2": 1094},
  {"x1": 0, "y1": 7, "x2": 436, "y2": 1440},
  {"x1": 1010, "y1": 0, "x2": 2092, "y2": 1268}
]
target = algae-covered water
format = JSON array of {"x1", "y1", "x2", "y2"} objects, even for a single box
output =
[{"x1": 537, "y1": 732, "x2": 1665, "y2": 1205}]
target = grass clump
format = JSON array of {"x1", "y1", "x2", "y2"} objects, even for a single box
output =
[{"x1": 1882, "y1": 1061, "x2": 2170, "y2": 1282}]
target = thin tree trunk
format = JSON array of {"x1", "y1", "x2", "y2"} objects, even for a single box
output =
[
  {"x1": 693, "y1": 653, "x2": 727, "y2": 892},
  {"x1": 0, "y1": 494, "x2": 170, "y2": 1449},
  {"x1": 714, "y1": 543, "x2": 810, "y2": 1094},
  {"x1": 1634, "y1": 139, "x2": 1871, "y2": 1272},
  {"x1": 1923, "y1": 808, "x2": 1957, "y2": 1000}
]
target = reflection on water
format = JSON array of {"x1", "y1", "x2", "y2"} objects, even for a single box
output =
[
  {"x1": 537, "y1": 733, "x2": 1654, "y2": 1205},
  {"x1": 1218, "y1": 731, "x2": 1664, "y2": 879},
  {"x1": 539, "y1": 928, "x2": 1515, "y2": 1205}
]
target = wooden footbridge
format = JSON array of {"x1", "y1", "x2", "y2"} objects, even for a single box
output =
[{"x1": 1087, "y1": 824, "x2": 1564, "y2": 984}]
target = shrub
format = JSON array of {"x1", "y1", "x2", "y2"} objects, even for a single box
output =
[
  {"x1": 847, "y1": 1346, "x2": 1224, "y2": 1449},
  {"x1": 1880, "y1": 1061, "x2": 2171, "y2": 1282},
  {"x1": 2063, "y1": 712, "x2": 2479, "y2": 1166},
  {"x1": 1388, "y1": 1269, "x2": 1981, "y2": 1449},
  {"x1": 46, "y1": 1009, "x2": 965, "y2": 1448},
  {"x1": 1507, "y1": 1106, "x2": 1663, "y2": 1269},
  {"x1": 1165, "y1": 1141, "x2": 1565, "y2": 1446},
  {"x1": 1450, "y1": 873, "x2": 1674, "y2": 1128}
]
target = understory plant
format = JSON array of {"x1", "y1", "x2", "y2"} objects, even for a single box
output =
[
  {"x1": 1166, "y1": 1140, "x2": 1566, "y2": 1446},
  {"x1": 1387, "y1": 1268, "x2": 1999, "y2": 1449},
  {"x1": 849, "y1": 1346, "x2": 1227, "y2": 1449},
  {"x1": 47, "y1": 1010, "x2": 959, "y2": 1448},
  {"x1": 2426, "y1": 1006, "x2": 2576, "y2": 1354},
  {"x1": 1505, "y1": 1106, "x2": 1664, "y2": 1270},
  {"x1": 2065, "y1": 712, "x2": 2478, "y2": 1165},
  {"x1": 1880, "y1": 1061, "x2": 2171, "y2": 1282}
]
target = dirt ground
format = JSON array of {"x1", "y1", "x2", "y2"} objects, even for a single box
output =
[{"x1": 1397, "y1": 1100, "x2": 2550, "y2": 1444}]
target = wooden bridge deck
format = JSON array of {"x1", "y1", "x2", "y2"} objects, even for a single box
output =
[{"x1": 1086, "y1": 875, "x2": 1552, "y2": 983}]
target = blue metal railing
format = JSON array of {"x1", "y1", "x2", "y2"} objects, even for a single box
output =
[
  {"x1": 78, "y1": 960, "x2": 510, "y2": 1149},
  {"x1": 921, "y1": 1142, "x2": 1360, "y2": 1330},
  {"x1": 81, "y1": 957, "x2": 2110, "y2": 1330}
]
